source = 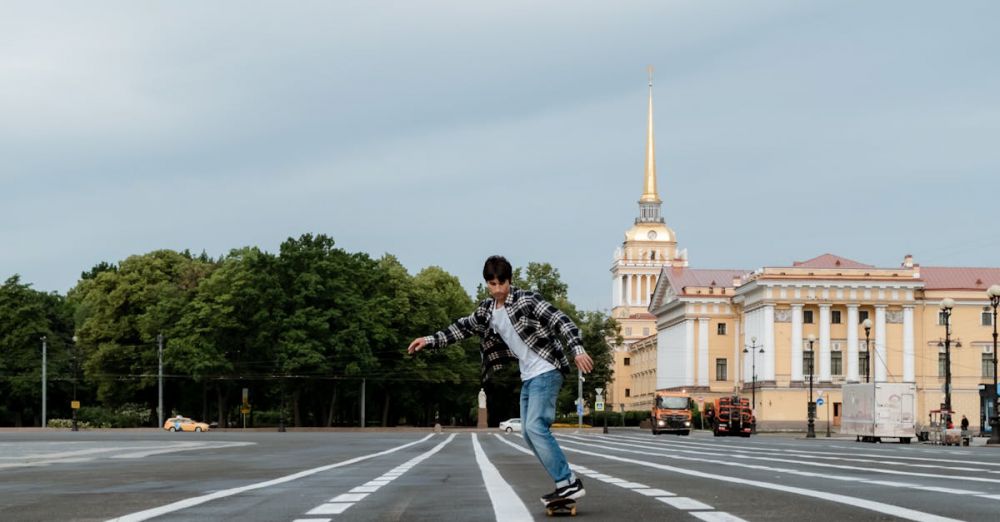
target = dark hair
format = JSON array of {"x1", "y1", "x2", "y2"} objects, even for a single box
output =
[{"x1": 482, "y1": 255, "x2": 513, "y2": 283}]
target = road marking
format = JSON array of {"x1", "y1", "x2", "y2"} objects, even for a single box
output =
[
  {"x1": 111, "y1": 441, "x2": 255, "y2": 459},
  {"x1": 658, "y1": 497, "x2": 713, "y2": 510},
  {"x1": 472, "y1": 434, "x2": 532, "y2": 521},
  {"x1": 558, "y1": 435, "x2": 962, "y2": 522},
  {"x1": 608, "y1": 434, "x2": 1000, "y2": 485},
  {"x1": 691, "y1": 512, "x2": 749, "y2": 522},
  {"x1": 106, "y1": 434, "x2": 436, "y2": 522},
  {"x1": 304, "y1": 434, "x2": 456, "y2": 518},
  {"x1": 492, "y1": 434, "x2": 743, "y2": 520}
]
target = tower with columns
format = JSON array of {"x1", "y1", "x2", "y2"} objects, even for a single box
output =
[{"x1": 608, "y1": 67, "x2": 687, "y2": 410}]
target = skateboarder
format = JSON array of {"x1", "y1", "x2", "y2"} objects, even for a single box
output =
[{"x1": 408, "y1": 255, "x2": 592, "y2": 505}]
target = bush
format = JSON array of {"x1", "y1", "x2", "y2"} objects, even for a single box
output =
[
  {"x1": 78, "y1": 403, "x2": 152, "y2": 428},
  {"x1": 47, "y1": 418, "x2": 96, "y2": 429}
]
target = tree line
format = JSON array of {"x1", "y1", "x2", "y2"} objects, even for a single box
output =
[{"x1": 0, "y1": 234, "x2": 620, "y2": 428}]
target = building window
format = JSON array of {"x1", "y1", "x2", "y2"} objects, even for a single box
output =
[
  {"x1": 859, "y1": 310, "x2": 869, "y2": 323},
  {"x1": 938, "y1": 311, "x2": 948, "y2": 326},
  {"x1": 939, "y1": 351, "x2": 948, "y2": 377},
  {"x1": 803, "y1": 310, "x2": 814, "y2": 324},
  {"x1": 716, "y1": 358, "x2": 727, "y2": 381},
  {"x1": 625, "y1": 327, "x2": 632, "y2": 336},
  {"x1": 983, "y1": 309, "x2": 993, "y2": 326},
  {"x1": 831, "y1": 310, "x2": 841, "y2": 324},
  {"x1": 859, "y1": 352, "x2": 869, "y2": 380},
  {"x1": 803, "y1": 351, "x2": 815, "y2": 376},
  {"x1": 831, "y1": 351, "x2": 843, "y2": 376},
  {"x1": 642, "y1": 327, "x2": 649, "y2": 336},
  {"x1": 624, "y1": 357, "x2": 631, "y2": 366},
  {"x1": 984, "y1": 351, "x2": 996, "y2": 379},
  {"x1": 625, "y1": 388, "x2": 631, "y2": 397},
  {"x1": 717, "y1": 323, "x2": 727, "y2": 335}
]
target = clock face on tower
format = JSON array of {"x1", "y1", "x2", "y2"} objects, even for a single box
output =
[{"x1": 647, "y1": 230, "x2": 657, "y2": 240}]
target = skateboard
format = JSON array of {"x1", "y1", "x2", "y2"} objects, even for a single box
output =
[{"x1": 544, "y1": 498, "x2": 577, "y2": 516}]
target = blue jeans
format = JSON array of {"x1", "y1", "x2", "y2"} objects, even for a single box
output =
[{"x1": 520, "y1": 370, "x2": 572, "y2": 485}]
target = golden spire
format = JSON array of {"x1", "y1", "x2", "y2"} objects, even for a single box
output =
[{"x1": 640, "y1": 65, "x2": 660, "y2": 203}]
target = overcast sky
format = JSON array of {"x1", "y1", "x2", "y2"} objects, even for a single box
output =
[{"x1": 3, "y1": 1, "x2": 999, "y2": 312}]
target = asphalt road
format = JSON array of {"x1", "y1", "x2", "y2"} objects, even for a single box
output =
[{"x1": 1, "y1": 428, "x2": 998, "y2": 521}]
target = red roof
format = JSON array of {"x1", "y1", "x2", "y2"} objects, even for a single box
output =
[
  {"x1": 662, "y1": 268, "x2": 748, "y2": 291},
  {"x1": 920, "y1": 267, "x2": 1000, "y2": 290},
  {"x1": 792, "y1": 253, "x2": 873, "y2": 269}
]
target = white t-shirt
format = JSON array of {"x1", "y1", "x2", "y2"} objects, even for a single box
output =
[{"x1": 490, "y1": 305, "x2": 557, "y2": 381}]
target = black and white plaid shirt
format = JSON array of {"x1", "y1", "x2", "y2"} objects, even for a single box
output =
[{"x1": 422, "y1": 287, "x2": 586, "y2": 382}]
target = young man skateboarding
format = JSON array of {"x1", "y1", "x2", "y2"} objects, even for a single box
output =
[{"x1": 408, "y1": 255, "x2": 593, "y2": 504}]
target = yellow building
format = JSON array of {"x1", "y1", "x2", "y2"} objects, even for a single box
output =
[
  {"x1": 609, "y1": 71, "x2": 999, "y2": 430},
  {"x1": 647, "y1": 254, "x2": 1000, "y2": 431}
]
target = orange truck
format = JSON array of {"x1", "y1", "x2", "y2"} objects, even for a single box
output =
[
  {"x1": 711, "y1": 395, "x2": 753, "y2": 437},
  {"x1": 650, "y1": 391, "x2": 693, "y2": 435}
]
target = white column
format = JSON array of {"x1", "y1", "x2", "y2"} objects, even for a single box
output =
[
  {"x1": 875, "y1": 305, "x2": 887, "y2": 382},
  {"x1": 903, "y1": 306, "x2": 915, "y2": 382},
  {"x1": 698, "y1": 318, "x2": 709, "y2": 386},
  {"x1": 764, "y1": 305, "x2": 775, "y2": 380},
  {"x1": 642, "y1": 275, "x2": 648, "y2": 306},
  {"x1": 625, "y1": 274, "x2": 633, "y2": 306},
  {"x1": 733, "y1": 318, "x2": 741, "y2": 388},
  {"x1": 612, "y1": 274, "x2": 620, "y2": 308},
  {"x1": 819, "y1": 304, "x2": 831, "y2": 381},
  {"x1": 791, "y1": 304, "x2": 803, "y2": 381},
  {"x1": 847, "y1": 305, "x2": 859, "y2": 382},
  {"x1": 685, "y1": 319, "x2": 695, "y2": 386}
]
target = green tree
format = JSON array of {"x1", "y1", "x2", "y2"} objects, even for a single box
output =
[
  {"x1": 69, "y1": 250, "x2": 215, "y2": 418},
  {"x1": 0, "y1": 276, "x2": 74, "y2": 426}
]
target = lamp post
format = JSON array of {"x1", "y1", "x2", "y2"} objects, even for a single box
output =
[
  {"x1": 71, "y1": 335, "x2": 79, "y2": 432},
  {"x1": 743, "y1": 336, "x2": 763, "y2": 430},
  {"x1": 40, "y1": 336, "x2": 47, "y2": 428},
  {"x1": 987, "y1": 285, "x2": 1000, "y2": 445},
  {"x1": 862, "y1": 318, "x2": 872, "y2": 383},
  {"x1": 157, "y1": 333, "x2": 164, "y2": 429},
  {"x1": 807, "y1": 334, "x2": 816, "y2": 438},
  {"x1": 940, "y1": 299, "x2": 955, "y2": 426}
]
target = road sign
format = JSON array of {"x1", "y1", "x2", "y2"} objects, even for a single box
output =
[
  {"x1": 240, "y1": 405, "x2": 250, "y2": 414},
  {"x1": 71, "y1": 401, "x2": 80, "y2": 410},
  {"x1": 816, "y1": 397, "x2": 825, "y2": 406},
  {"x1": 596, "y1": 402, "x2": 605, "y2": 412},
  {"x1": 577, "y1": 404, "x2": 583, "y2": 416},
  {"x1": 595, "y1": 387, "x2": 604, "y2": 395}
]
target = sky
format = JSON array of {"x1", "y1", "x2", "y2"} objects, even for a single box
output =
[{"x1": 3, "y1": 1, "x2": 999, "y2": 312}]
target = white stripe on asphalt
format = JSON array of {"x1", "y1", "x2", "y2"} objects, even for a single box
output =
[
  {"x1": 492, "y1": 434, "x2": 745, "y2": 521},
  {"x1": 557, "y1": 436, "x2": 962, "y2": 522},
  {"x1": 305, "y1": 433, "x2": 456, "y2": 517},
  {"x1": 112, "y1": 442, "x2": 255, "y2": 459},
  {"x1": 106, "y1": 434, "x2": 436, "y2": 522},
  {"x1": 472, "y1": 434, "x2": 532, "y2": 521},
  {"x1": 595, "y1": 434, "x2": 999, "y2": 495}
]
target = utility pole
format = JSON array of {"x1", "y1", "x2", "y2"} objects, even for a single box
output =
[
  {"x1": 157, "y1": 333, "x2": 164, "y2": 428},
  {"x1": 360, "y1": 378, "x2": 366, "y2": 428},
  {"x1": 40, "y1": 336, "x2": 47, "y2": 428}
]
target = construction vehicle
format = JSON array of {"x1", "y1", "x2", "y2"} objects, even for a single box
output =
[
  {"x1": 650, "y1": 390, "x2": 693, "y2": 435},
  {"x1": 711, "y1": 395, "x2": 753, "y2": 437}
]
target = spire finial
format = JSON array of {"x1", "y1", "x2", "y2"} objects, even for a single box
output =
[{"x1": 640, "y1": 65, "x2": 660, "y2": 204}]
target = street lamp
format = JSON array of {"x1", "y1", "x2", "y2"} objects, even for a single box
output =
[
  {"x1": 807, "y1": 334, "x2": 816, "y2": 438},
  {"x1": 71, "y1": 335, "x2": 79, "y2": 432},
  {"x1": 862, "y1": 318, "x2": 873, "y2": 383},
  {"x1": 743, "y1": 336, "x2": 763, "y2": 429},
  {"x1": 40, "y1": 336, "x2": 47, "y2": 428},
  {"x1": 987, "y1": 285, "x2": 1000, "y2": 445},
  {"x1": 940, "y1": 298, "x2": 955, "y2": 426}
]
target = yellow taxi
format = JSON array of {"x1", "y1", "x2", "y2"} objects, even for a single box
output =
[{"x1": 163, "y1": 415, "x2": 210, "y2": 432}]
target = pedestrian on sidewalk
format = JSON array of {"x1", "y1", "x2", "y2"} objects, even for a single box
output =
[
  {"x1": 961, "y1": 415, "x2": 969, "y2": 431},
  {"x1": 407, "y1": 255, "x2": 593, "y2": 505}
]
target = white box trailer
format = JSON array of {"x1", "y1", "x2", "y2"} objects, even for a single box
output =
[{"x1": 840, "y1": 382, "x2": 916, "y2": 443}]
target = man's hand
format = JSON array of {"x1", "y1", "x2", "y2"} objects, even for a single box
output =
[
  {"x1": 575, "y1": 353, "x2": 594, "y2": 374},
  {"x1": 407, "y1": 337, "x2": 427, "y2": 354}
]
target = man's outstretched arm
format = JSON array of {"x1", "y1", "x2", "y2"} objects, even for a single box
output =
[{"x1": 407, "y1": 311, "x2": 486, "y2": 354}]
